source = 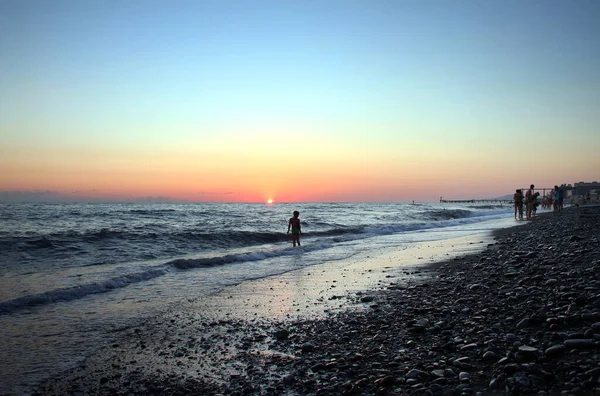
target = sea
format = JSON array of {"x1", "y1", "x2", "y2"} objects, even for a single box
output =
[{"x1": 0, "y1": 201, "x2": 516, "y2": 394}]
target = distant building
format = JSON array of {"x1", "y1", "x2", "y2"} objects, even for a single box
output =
[{"x1": 573, "y1": 181, "x2": 600, "y2": 196}]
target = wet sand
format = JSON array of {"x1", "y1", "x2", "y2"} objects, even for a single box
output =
[
  {"x1": 34, "y1": 207, "x2": 600, "y2": 395},
  {"x1": 189, "y1": 232, "x2": 496, "y2": 322}
]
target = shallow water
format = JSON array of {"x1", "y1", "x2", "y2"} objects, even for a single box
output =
[{"x1": 0, "y1": 202, "x2": 516, "y2": 395}]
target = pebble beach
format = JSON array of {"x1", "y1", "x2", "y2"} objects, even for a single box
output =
[{"x1": 34, "y1": 206, "x2": 600, "y2": 395}]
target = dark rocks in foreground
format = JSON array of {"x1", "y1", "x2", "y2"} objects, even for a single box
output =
[{"x1": 34, "y1": 207, "x2": 600, "y2": 395}]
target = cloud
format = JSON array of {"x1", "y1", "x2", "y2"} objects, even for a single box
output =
[
  {"x1": 131, "y1": 196, "x2": 187, "y2": 203},
  {"x1": 0, "y1": 190, "x2": 186, "y2": 203},
  {"x1": 191, "y1": 191, "x2": 238, "y2": 198},
  {"x1": 0, "y1": 190, "x2": 69, "y2": 203}
]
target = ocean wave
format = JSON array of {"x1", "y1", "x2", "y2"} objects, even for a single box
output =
[
  {"x1": 422, "y1": 209, "x2": 473, "y2": 221},
  {"x1": 123, "y1": 209, "x2": 177, "y2": 215},
  {"x1": 22, "y1": 237, "x2": 57, "y2": 249},
  {"x1": 169, "y1": 252, "x2": 281, "y2": 269},
  {"x1": 167, "y1": 243, "x2": 327, "y2": 270},
  {"x1": 167, "y1": 228, "x2": 361, "y2": 248},
  {"x1": 0, "y1": 240, "x2": 344, "y2": 314},
  {"x1": 2, "y1": 207, "x2": 506, "y2": 260},
  {"x1": 5, "y1": 227, "x2": 363, "y2": 253},
  {"x1": 84, "y1": 228, "x2": 127, "y2": 241},
  {"x1": 467, "y1": 204, "x2": 506, "y2": 210},
  {"x1": 0, "y1": 269, "x2": 166, "y2": 315}
]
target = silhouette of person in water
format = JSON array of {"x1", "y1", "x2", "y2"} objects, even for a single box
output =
[
  {"x1": 513, "y1": 189, "x2": 524, "y2": 220},
  {"x1": 525, "y1": 184, "x2": 535, "y2": 220},
  {"x1": 287, "y1": 210, "x2": 301, "y2": 247}
]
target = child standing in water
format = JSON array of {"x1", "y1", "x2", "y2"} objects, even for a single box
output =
[{"x1": 287, "y1": 210, "x2": 301, "y2": 247}]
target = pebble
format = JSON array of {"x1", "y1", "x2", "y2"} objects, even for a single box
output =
[
  {"x1": 516, "y1": 318, "x2": 530, "y2": 328},
  {"x1": 300, "y1": 343, "x2": 315, "y2": 352},
  {"x1": 406, "y1": 369, "x2": 428, "y2": 379},
  {"x1": 274, "y1": 329, "x2": 290, "y2": 340},
  {"x1": 544, "y1": 345, "x2": 566, "y2": 358},
  {"x1": 564, "y1": 339, "x2": 597, "y2": 350},
  {"x1": 460, "y1": 343, "x2": 478, "y2": 351},
  {"x1": 430, "y1": 369, "x2": 445, "y2": 378},
  {"x1": 506, "y1": 333, "x2": 518, "y2": 342}
]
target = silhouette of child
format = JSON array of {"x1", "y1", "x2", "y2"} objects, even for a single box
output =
[{"x1": 287, "y1": 211, "x2": 301, "y2": 247}]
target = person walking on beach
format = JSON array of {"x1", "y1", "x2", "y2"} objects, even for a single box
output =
[
  {"x1": 553, "y1": 185, "x2": 563, "y2": 212},
  {"x1": 532, "y1": 192, "x2": 540, "y2": 216},
  {"x1": 559, "y1": 186, "x2": 565, "y2": 210},
  {"x1": 287, "y1": 210, "x2": 301, "y2": 247},
  {"x1": 513, "y1": 189, "x2": 524, "y2": 220},
  {"x1": 525, "y1": 184, "x2": 535, "y2": 220}
]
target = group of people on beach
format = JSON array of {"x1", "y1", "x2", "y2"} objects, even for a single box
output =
[
  {"x1": 571, "y1": 191, "x2": 598, "y2": 207},
  {"x1": 513, "y1": 184, "x2": 564, "y2": 221}
]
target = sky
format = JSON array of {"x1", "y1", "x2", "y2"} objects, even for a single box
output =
[{"x1": 1, "y1": 0, "x2": 599, "y2": 203}]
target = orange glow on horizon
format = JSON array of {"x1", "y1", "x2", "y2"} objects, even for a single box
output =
[{"x1": 2, "y1": 135, "x2": 599, "y2": 202}]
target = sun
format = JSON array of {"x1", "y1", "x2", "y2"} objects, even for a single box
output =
[{"x1": 267, "y1": 199, "x2": 274, "y2": 204}]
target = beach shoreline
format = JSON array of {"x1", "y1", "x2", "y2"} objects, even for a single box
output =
[{"x1": 33, "y1": 207, "x2": 600, "y2": 395}]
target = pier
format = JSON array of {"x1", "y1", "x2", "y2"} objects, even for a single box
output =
[
  {"x1": 440, "y1": 187, "x2": 558, "y2": 204},
  {"x1": 439, "y1": 198, "x2": 513, "y2": 204}
]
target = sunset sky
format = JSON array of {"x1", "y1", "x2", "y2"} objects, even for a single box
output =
[{"x1": 1, "y1": 0, "x2": 599, "y2": 202}]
